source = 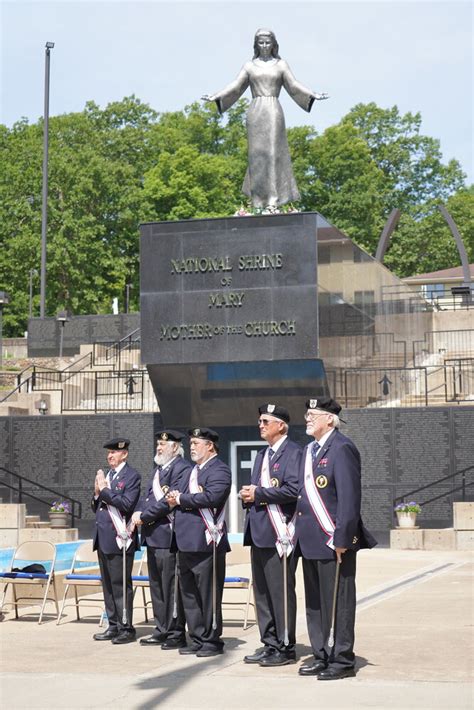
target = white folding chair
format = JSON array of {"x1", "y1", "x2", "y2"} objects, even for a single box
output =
[
  {"x1": 0, "y1": 541, "x2": 59, "y2": 624},
  {"x1": 57, "y1": 540, "x2": 103, "y2": 624},
  {"x1": 223, "y1": 575, "x2": 255, "y2": 629}
]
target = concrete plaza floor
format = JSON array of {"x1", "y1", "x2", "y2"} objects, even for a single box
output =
[{"x1": 0, "y1": 547, "x2": 472, "y2": 710}]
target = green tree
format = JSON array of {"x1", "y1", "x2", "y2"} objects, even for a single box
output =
[{"x1": 1, "y1": 97, "x2": 469, "y2": 337}]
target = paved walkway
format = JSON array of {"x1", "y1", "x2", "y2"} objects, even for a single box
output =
[{"x1": 0, "y1": 548, "x2": 472, "y2": 709}]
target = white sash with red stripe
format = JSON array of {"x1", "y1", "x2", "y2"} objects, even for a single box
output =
[
  {"x1": 260, "y1": 450, "x2": 295, "y2": 558},
  {"x1": 105, "y1": 472, "x2": 133, "y2": 550},
  {"x1": 303, "y1": 444, "x2": 335, "y2": 550},
  {"x1": 189, "y1": 465, "x2": 225, "y2": 546},
  {"x1": 152, "y1": 467, "x2": 174, "y2": 526}
]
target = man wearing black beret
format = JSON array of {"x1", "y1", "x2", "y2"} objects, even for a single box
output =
[
  {"x1": 167, "y1": 428, "x2": 231, "y2": 657},
  {"x1": 240, "y1": 404, "x2": 302, "y2": 667},
  {"x1": 295, "y1": 397, "x2": 377, "y2": 680},
  {"x1": 92, "y1": 438, "x2": 141, "y2": 644},
  {"x1": 132, "y1": 429, "x2": 192, "y2": 649}
]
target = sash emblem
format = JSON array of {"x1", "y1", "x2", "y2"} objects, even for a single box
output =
[
  {"x1": 315, "y1": 474, "x2": 328, "y2": 489},
  {"x1": 270, "y1": 477, "x2": 279, "y2": 488}
]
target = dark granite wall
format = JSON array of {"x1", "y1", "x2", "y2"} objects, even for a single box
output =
[{"x1": 1, "y1": 408, "x2": 472, "y2": 539}]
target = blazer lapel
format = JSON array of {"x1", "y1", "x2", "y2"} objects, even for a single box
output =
[{"x1": 314, "y1": 430, "x2": 336, "y2": 466}]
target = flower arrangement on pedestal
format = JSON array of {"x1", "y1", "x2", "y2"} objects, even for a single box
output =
[
  {"x1": 394, "y1": 501, "x2": 421, "y2": 528},
  {"x1": 49, "y1": 501, "x2": 71, "y2": 528}
]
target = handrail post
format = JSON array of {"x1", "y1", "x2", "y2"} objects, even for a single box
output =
[
  {"x1": 462, "y1": 471, "x2": 466, "y2": 501},
  {"x1": 424, "y1": 368, "x2": 428, "y2": 406}
]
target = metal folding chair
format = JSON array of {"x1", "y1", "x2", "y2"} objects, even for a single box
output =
[
  {"x1": 57, "y1": 540, "x2": 103, "y2": 624},
  {"x1": 0, "y1": 541, "x2": 59, "y2": 624}
]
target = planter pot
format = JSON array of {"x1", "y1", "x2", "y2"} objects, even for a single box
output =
[
  {"x1": 48, "y1": 512, "x2": 69, "y2": 529},
  {"x1": 396, "y1": 511, "x2": 418, "y2": 528}
]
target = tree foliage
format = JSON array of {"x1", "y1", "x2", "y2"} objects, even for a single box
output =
[{"x1": 0, "y1": 96, "x2": 469, "y2": 336}]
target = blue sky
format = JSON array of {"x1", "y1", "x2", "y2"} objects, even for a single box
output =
[{"x1": 1, "y1": 0, "x2": 473, "y2": 182}]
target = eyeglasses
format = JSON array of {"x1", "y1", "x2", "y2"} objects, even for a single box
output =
[
  {"x1": 258, "y1": 418, "x2": 277, "y2": 425},
  {"x1": 304, "y1": 412, "x2": 328, "y2": 421}
]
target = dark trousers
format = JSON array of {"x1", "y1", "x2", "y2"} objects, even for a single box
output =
[
  {"x1": 302, "y1": 551, "x2": 357, "y2": 669},
  {"x1": 178, "y1": 550, "x2": 226, "y2": 651},
  {"x1": 251, "y1": 546, "x2": 297, "y2": 651},
  {"x1": 98, "y1": 549, "x2": 134, "y2": 633},
  {"x1": 147, "y1": 546, "x2": 185, "y2": 641}
]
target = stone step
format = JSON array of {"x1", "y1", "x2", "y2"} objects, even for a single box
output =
[
  {"x1": 390, "y1": 527, "x2": 473, "y2": 551},
  {"x1": 25, "y1": 520, "x2": 51, "y2": 529},
  {"x1": 18, "y1": 527, "x2": 79, "y2": 544},
  {"x1": 25, "y1": 515, "x2": 41, "y2": 524}
]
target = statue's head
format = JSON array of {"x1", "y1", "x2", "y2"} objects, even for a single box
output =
[{"x1": 253, "y1": 28, "x2": 280, "y2": 59}]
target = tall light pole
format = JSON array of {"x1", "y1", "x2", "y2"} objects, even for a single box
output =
[
  {"x1": 0, "y1": 291, "x2": 10, "y2": 371},
  {"x1": 29, "y1": 268, "x2": 38, "y2": 319},
  {"x1": 40, "y1": 41, "x2": 54, "y2": 319}
]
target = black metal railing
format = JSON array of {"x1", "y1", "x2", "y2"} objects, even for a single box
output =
[
  {"x1": 320, "y1": 332, "x2": 408, "y2": 370},
  {"x1": 413, "y1": 329, "x2": 474, "y2": 364},
  {"x1": 393, "y1": 465, "x2": 474, "y2": 525},
  {"x1": 92, "y1": 328, "x2": 141, "y2": 369},
  {"x1": 0, "y1": 466, "x2": 82, "y2": 528},
  {"x1": 444, "y1": 357, "x2": 474, "y2": 402}
]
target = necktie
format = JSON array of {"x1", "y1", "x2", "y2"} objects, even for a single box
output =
[
  {"x1": 268, "y1": 447, "x2": 275, "y2": 462},
  {"x1": 311, "y1": 442, "x2": 320, "y2": 473}
]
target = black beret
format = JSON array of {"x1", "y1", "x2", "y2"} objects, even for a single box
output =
[
  {"x1": 305, "y1": 397, "x2": 342, "y2": 416},
  {"x1": 103, "y1": 438, "x2": 130, "y2": 451},
  {"x1": 258, "y1": 403, "x2": 290, "y2": 424},
  {"x1": 188, "y1": 427, "x2": 219, "y2": 443},
  {"x1": 155, "y1": 429, "x2": 185, "y2": 443}
]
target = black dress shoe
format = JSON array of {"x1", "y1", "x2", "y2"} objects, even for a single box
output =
[
  {"x1": 244, "y1": 647, "x2": 275, "y2": 664},
  {"x1": 161, "y1": 639, "x2": 187, "y2": 650},
  {"x1": 111, "y1": 631, "x2": 137, "y2": 645},
  {"x1": 317, "y1": 667, "x2": 356, "y2": 681},
  {"x1": 298, "y1": 660, "x2": 327, "y2": 676},
  {"x1": 93, "y1": 629, "x2": 118, "y2": 641},
  {"x1": 140, "y1": 635, "x2": 164, "y2": 646},
  {"x1": 179, "y1": 643, "x2": 202, "y2": 655},
  {"x1": 196, "y1": 648, "x2": 224, "y2": 657},
  {"x1": 259, "y1": 650, "x2": 296, "y2": 667}
]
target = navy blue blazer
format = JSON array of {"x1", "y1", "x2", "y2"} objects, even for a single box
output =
[
  {"x1": 139, "y1": 456, "x2": 192, "y2": 549},
  {"x1": 295, "y1": 430, "x2": 377, "y2": 560},
  {"x1": 243, "y1": 438, "x2": 302, "y2": 549},
  {"x1": 92, "y1": 462, "x2": 141, "y2": 554},
  {"x1": 171, "y1": 456, "x2": 231, "y2": 553}
]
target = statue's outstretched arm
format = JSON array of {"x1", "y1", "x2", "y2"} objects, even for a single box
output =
[
  {"x1": 281, "y1": 60, "x2": 329, "y2": 112},
  {"x1": 201, "y1": 66, "x2": 250, "y2": 114}
]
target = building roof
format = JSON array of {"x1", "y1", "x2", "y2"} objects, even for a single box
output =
[{"x1": 403, "y1": 264, "x2": 474, "y2": 284}]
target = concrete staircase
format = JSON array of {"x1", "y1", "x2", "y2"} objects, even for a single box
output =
[
  {"x1": 0, "y1": 342, "x2": 159, "y2": 416},
  {"x1": 390, "y1": 502, "x2": 473, "y2": 550}
]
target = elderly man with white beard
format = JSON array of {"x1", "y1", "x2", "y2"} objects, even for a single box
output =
[{"x1": 132, "y1": 429, "x2": 192, "y2": 649}]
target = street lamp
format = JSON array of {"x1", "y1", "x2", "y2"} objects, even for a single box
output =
[
  {"x1": 56, "y1": 309, "x2": 69, "y2": 359},
  {"x1": 36, "y1": 398, "x2": 48, "y2": 415},
  {"x1": 40, "y1": 41, "x2": 54, "y2": 319},
  {"x1": 0, "y1": 291, "x2": 10, "y2": 371},
  {"x1": 29, "y1": 269, "x2": 38, "y2": 319},
  {"x1": 125, "y1": 283, "x2": 133, "y2": 313}
]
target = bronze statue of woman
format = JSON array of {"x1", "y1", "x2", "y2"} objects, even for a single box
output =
[{"x1": 202, "y1": 28, "x2": 328, "y2": 212}]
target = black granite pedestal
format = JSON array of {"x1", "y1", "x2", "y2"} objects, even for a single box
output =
[{"x1": 140, "y1": 212, "x2": 328, "y2": 427}]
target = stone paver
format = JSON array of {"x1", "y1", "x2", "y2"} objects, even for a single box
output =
[{"x1": 0, "y1": 549, "x2": 472, "y2": 709}]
